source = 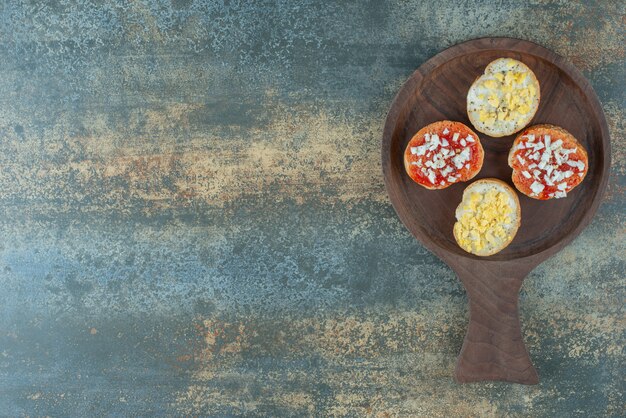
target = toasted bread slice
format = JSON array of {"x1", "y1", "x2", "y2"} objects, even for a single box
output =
[
  {"x1": 508, "y1": 124, "x2": 588, "y2": 200},
  {"x1": 453, "y1": 178, "x2": 521, "y2": 256},
  {"x1": 467, "y1": 58, "x2": 540, "y2": 137},
  {"x1": 404, "y1": 120, "x2": 484, "y2": 190}
]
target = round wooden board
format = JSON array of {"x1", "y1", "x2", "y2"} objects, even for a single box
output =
[
  {"x1": 381, "y1": 38, "x2": 610, "y2": 384},
  {"x1": 382, "y1": 37, "x2": 610, "y2": 262}
]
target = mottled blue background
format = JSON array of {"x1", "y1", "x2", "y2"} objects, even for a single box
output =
[{"x1": 0, "y1": 1, "x2": 623, "y2": 416}]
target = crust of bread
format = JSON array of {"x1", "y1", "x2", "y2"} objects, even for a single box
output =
[
  {"x1": 403, "y1": 150, "x2": 437, "y2": 190},
  {"x1": 453, "y1": 178, "x2": 521, "y2": 256},
  {"x1": 403, "y1": 120, "x2": 484, "y2": 190},
  {"x1": 467, "y1": 58, "x2": 540, "y2": 137},
  {"x1": 509, "y1": 124, "x2": 588, "y2": 199},
  {"x1": 403, "y1": 158, "x2": 437, "y2": 190}
]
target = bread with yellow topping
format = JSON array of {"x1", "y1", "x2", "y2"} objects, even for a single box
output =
[
  {"x1": 453, "y1": 178, "x2": 521, "y2": 256},
  {"x1": 467, "y1": 58, "x2": 540, "y2": 137}
]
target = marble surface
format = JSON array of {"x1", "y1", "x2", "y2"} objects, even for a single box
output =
[{"x1": 0, "y1": 1, "x2": 623, "y2": 416}]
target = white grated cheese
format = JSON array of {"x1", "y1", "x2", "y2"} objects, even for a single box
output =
[
  {"x1": 452, "y1": 148, "x2": 470, "y2": 169},
  {"x1": 516, "y1": 155, "x2": 526, "y2": 165},
  {"x1": 557, "y1": 182, "x2": 568, "y2": 191},
  {"x1": 544, "y1": 175, "x2": 554, "y2": 186},
  {"x1": 554, "y1": 191, "x2": 567, "y2": 198},
  {"x1": 564, "y1": 170, "x2": 573, "y2": 178},
  {"x1": 555, "y1": 153, "x2": 563, "y2": 165},
  {"x1": 460, "y1": 138, "x2": 466, "y2": 147},
  {"x1": 530, "y1": 181, "x2": 545, "y2": 194},
  {"x1": 441, "y1": 138, "x2": 449, "y2": 146},
  {"x1": 551, "y1": 139, "x2": 563, "y2": 150},
  {"x1": 522, "y1": 171, "x2": 531, "y2": 178},
  {"x1": 452, "y1": 133, "x2": 460, "y2": 142},
  {"x1": 428, "y1": 134, "x2": 440, "y2": 150},
  {"x1": 427, "y1": 170, "x2": 436, "y2": 184},
  {"x1": 526, "y1": 134, "x2": 535, "y2": 142},
  {"x1": 432, "y1": 159, "x2": 446, "y2": 169},
  {"x1": 447, "y1": 176, "x2": 457, "y2": 183},
  {"x1": 466, "y1": 135, "x2": 475, "y2": 142},
  {"x1": 578, "y1": 172, "x2": 584, "y2": 177},
  {"x1": 412, "y1": 145, "x2": 426, "y2": 155},
  {"x1": 411, "y1": 161, "x2": 422, "y2": 167},
  {"x1": 566, "y1": 160, "x2": 585, "y2": 170},
  {"x1": 528, "y1": 163, "x2": 537, "y2": 169},
  {"x1": 443, "y1": 128, "x2": 449, "y2": 134},
  {"x1": 544, "y1": 135, "x2": 551, "y2": 148}
]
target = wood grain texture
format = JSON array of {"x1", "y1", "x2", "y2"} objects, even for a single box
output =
[
  {"x1": 453, "y1": 259, "x2": 537, "y2": 383},
  {"x1": 382, "y1": 38, "x2": 611, "y2": 384}
]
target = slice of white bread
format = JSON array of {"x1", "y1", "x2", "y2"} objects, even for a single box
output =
[
  {"x1": 453, "y1": 178, "x2": 521, "y2": 256},
  {"x1": 467, "y1": 58, "x2": 540, "y2": 137},
  {"x1": 508, "y1": 124, "x2": 589, "y2": 200},
  {"x1": 403, "y1": 120, "x2": 484, "y2": 190}
]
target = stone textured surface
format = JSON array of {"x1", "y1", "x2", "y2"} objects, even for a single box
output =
[{"x1": 0, "y1": 1, "x2": 624, "y2": 416}]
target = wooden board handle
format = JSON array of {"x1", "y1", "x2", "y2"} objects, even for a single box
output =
[{"x1": 454, "y1": 267, "x2": 538, "y2": 384}]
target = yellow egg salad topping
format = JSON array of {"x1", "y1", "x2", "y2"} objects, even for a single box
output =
[
  {"x1": 477, "y1": 69, "x2": 535, "y2": 125},
  {"x1": 454, "y1": 188, "x2": 515, "y2": 254}
]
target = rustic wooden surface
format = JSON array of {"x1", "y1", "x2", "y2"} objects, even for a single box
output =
[
  {"x1": 382, "y1": 38, "x2": 611, "y2": 385},
  {"x1": 0, "y1": 1, "x2": 624, "y2": 416}
]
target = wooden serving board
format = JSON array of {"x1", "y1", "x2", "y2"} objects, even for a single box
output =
[{"x1": 381, "y1": 38, "x2": 610, "y2": 384}]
